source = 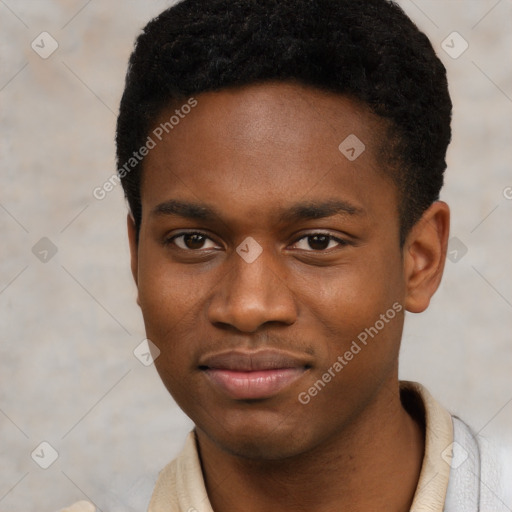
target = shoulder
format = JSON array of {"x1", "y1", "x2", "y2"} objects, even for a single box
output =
[
  {"x1": 147, "y1": 457, "x2": 181, "y2": 511},
  {"x1": 445, "y1": 416, "x2": 511, "y2": 511},
  {"x1": 148, "y1": 431, "x2": 209, "y2": 512}
]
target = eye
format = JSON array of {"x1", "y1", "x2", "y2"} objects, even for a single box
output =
[
  {"x1": 167, "y1": 232, "x2": 219, "y2": 250},
  {"x1": 291, "y1": 233, "x2": 347, "y2": 251}
]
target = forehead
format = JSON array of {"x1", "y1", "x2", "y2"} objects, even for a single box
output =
[{"x1": 140, "y1": 82, "x2": 397, "y2": 225}]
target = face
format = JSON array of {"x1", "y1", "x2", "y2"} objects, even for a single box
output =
[{"x1": 130, "y1": 82, "x2": 412, "y2": 460}]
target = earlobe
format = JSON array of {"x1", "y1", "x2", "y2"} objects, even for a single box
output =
[
  {"x1": 127, "y1": 213, "x2": 140, "y2": 305},
  {"x1": 403, "y1": 201, "x2": 450, "y2": 313}
]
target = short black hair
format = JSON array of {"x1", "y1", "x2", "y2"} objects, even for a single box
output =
[{"x1": 116, "y1": 0, "x2": 452, "y2": 245}]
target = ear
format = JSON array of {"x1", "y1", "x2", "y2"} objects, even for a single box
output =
[
  {"x1": 127, "y1": 213, "x2": 140, "y2": 306},
  {"x1": 403, "y1": 201, "x2": 450, "y2": 313}
]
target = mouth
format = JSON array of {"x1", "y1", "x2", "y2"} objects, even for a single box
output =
[{"x1": 199, "y1": 349, "x2": 311, "y2": 400}]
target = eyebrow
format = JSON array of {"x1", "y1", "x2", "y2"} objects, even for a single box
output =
[
  {"x1": 152, "y1": 199, "x2": 217, "y2": 220},
  {"x1": 151, "y1": 198, "x2": 365, "y2": 223},
  {"x1": 278, "y1": 199, "x2": 365, "y2": 223}
]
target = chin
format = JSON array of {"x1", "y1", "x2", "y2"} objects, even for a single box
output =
[
  {"x1": 216, "y1": 432, "x2": 306, "y2": 461},
  {"x1": 197, "y1": 411, "x2": 316, "y2": 461}
]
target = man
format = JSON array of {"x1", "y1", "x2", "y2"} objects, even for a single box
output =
[{"x1": 63, "y1": 0, "x2": 507, "y2": 510}]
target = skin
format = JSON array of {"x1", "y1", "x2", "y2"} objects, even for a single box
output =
[{"x1": 128, "y1": 82, "x2": 450, "y2": 511}]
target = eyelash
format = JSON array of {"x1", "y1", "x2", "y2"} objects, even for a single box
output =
[{"x1": 164, "y1": 231, "x2": 349, "y2": 252}]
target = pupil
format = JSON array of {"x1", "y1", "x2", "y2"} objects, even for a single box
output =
[
  {"x1": 309, "y1": 235, "x2": 329, "y2": 250},
  {"x1": 185, "y1": 233, "x2": 205, "y2": 249}
]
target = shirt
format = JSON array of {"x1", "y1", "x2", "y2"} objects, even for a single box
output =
[
  {"x1": 147, "y1": 381, "x2": 458, "y2": 511},
  {"x1": 60, "y1": 381, "x2": 508, "y2": 512}
]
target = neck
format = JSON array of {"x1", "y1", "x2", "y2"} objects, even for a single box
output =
[{"x1": 196, "y1": 378, "x2": 425, "y2": 512}]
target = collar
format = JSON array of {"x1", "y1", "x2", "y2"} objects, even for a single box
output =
[{"x1": 148, "y1": 381, "x2": 453, "y2": 512}]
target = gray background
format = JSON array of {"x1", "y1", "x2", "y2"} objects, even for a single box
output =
[{"x1": 1, "y1": 1, "x2": 511, "y2": 510}]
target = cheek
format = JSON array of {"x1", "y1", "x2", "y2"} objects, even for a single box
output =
[
  {"x1": 297, "y1": 249, "x2": 405, "y2": 380},
  {"x1": 136, "y1": 260, "x2": 203, "y2": 406},
  {"x1": 137, "y1": 240, "x2": 202, "y2": 320},
  {"x1": 135, "y1": 244, "x2": 222, "y2": 397},
  {"x1": 295, "y1": 274, "x2": 404, "y2": 429},
  {"x1": 136, "y1": 246, "x2": 200, "y2": 355},
  {"x1": 302, "y1": 254, "x2": 403, "y2": 329}
]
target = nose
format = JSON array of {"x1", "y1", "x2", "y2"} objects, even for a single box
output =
[{"x1": 207, "y1": 243, "x2": 298, "y2": 333}]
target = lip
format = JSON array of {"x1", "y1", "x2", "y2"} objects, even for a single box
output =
[{"x1": 199, "y1": 350, "x2": 311, "y2": 400}]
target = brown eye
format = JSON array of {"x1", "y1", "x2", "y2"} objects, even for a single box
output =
[
  {"x1": 291, "y1": 233, "x2": 347, "y2": 251},
  {"x1": 183, "y1": 233, "x2": 206, "y2": 249},
  {"x1": 307, "y1": 234, "x2": 330, "y2": 250},
  {"x1": 170, "y1": 232, "x2": 218, "y2": 250}
]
